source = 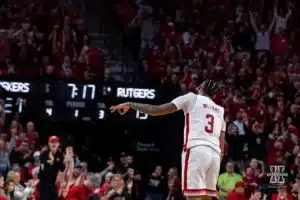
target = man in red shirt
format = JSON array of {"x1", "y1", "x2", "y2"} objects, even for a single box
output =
[{"x1": 227, "y1": 181, "x2": 247, "y2": 200}]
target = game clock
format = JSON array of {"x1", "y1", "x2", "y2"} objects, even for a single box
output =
[{"x1": 0, "y1": 78, "x2": 157, "y2": 122}]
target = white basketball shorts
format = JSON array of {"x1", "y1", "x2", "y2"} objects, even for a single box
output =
[{"x1": 181, "y1": 145, "x2": 220, "y2": 197}]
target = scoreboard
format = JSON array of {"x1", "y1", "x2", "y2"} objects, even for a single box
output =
[{"x1": 0, "y1": 78, "x2": 162, "y2": 122}]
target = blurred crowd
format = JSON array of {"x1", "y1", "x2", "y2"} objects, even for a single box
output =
[
  {"x1": 0, "y1": 0, "x2": 102, "y2": 81},
  {"x1": 0, "y1": 119, "x2": 185, "y2": 200}
]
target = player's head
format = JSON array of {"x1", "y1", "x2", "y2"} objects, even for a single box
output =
[
  {"x1": 48, "y1": 135, "x2": 60, "y2": 153},
  {"x1": 198, "y1": 79, "x2": 221, "y2": 98}
]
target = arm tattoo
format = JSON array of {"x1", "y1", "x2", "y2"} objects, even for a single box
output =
[{"x1": 128, "y1": 102, "x2": 178, "y2": 116}]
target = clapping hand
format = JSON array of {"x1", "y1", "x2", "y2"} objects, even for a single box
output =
[
  {"x1": 64, "y1": 147, "x2": 73, "y2": 163},
  {"x1": 107, "y1": 160, "x2": 114, "y2": 170},
  {"x1": 127, "y1": 180, "x2": 133, "y2": 190},
  {"x1": 48, "y1": 152, "x2": 54, "y2": 165}
]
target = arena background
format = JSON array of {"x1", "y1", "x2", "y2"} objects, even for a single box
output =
[{"x1": 0, "y1": 77, "x2": 184, "y2": 174}]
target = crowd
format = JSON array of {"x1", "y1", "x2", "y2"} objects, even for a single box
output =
[
  {"x1": 0, "y1": 115, "x2": 185, "y2": 200},
  {"x1": 0, "y1": 1, "x2": 102, "y2": 80}
]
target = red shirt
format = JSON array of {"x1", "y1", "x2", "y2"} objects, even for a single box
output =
[
  {"x1": 26, "y1": 132, "x2": 37, "y2": 146},
  {"x1": 271, "y1": 34, "x2": 288, "y2": 56},
  {"x1": 99, "y1": 183, "x2": 110, "y2": 196},
  {"x1": 227, "y1": 190, "x2": 247, "y2": 200},
  {"x1": 33, "y1": 187, "x2": 40, "y2": 200},
  {"x1": 0, "y1": 196, "x2": 7, "y2": 200},
  {"x1": 243, "y1": 175, "x2": 258, "y2": 198},
  {"x1": 87, "y1": 48, "x2": 102, "y2": 70},
  {"x1": 60, "y1": 183, "x2": 75, "y2": 200},
  {"x1": 67, "y1": 184, "x2": 92, "y2": 200}
]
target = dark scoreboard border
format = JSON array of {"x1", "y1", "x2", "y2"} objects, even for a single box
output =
[
  {"x1": 0, "y1": 77, "x2": 163, "y2": 100},
  {"x1": 0, "y1": 77, "x2": 168, "y2": 121}
]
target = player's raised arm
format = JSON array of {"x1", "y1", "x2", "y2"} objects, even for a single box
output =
[
  {"x1": 110, "y1": 93, "x2": 196, "y2": 116},
  {"x1": 110, "y1": 102, "x2": 178, "y2": 116}
]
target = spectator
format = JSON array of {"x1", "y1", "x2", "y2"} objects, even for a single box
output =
[
  {"x1": 99, "y1": 172, "x2": 113, "y2": 196},
  {"x1": 166, "y1": 177, "x2": 184, "y2": 200},
  {"x1": 274, "y1": 1, "x2": 292, "y2": 33},
  {"x1": 124, "y1": 167, "x2": 137, "y2": 199},
  {"x1": 27, "y1": 167, "x2": 39, "y2": 200},
  {"x1": 243, "y1": 168, "x2": 259, "y2": 198},
  {"x1": 0, "y1": 134, "x2": 14, "y2": 175},
  {"x1": 3, "y1": 180, "x2": 15, "y2": 200},
  {"x1": 0, "y1": 174, "x2": 4, "y2": 196},
  {"x1": 250, "y1": 7, "x2": 275, "y2": 57},
  {"x1": 271, "y1": 27, "x2": 288, "y2": 57},
  {"x1": 218, "y1": 162, "x2": 242, "y2": 199},
  {"x1": 167, "y1": 167, "x2": 181, "y2": 190},
  {"x1": 102, "y1": 174, "x2": 132, "y2": 200},
  {"x1": 271, "y1": 185, "x2": 293, "y2": 200},
  {"x1": 38, "y1": 136, "x2": 66, "y2": 200},
  {"x1": 291, "y1": 183, "x2": 299, "y2": 199},
  {"x1": 248, "y1": 159, "x2": 264, "y2": 180},
  {"x1": 249, "y1": 188, "x2": 265, "y2": 200},
  {"x1": 8, "y1": 171, "x2": 34, "y2": 200},
  {"x1": 145, "y1": 165, "x2": 165, "y2": 200}
]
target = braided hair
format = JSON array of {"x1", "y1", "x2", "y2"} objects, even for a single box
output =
[{"x1": 200, "y1": 79, "x2": 221, "y2": 97}]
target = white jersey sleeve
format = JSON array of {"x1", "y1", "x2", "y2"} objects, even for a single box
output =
[{"x1": 171, "y1": 93, "x2": 197, "y2": 113}]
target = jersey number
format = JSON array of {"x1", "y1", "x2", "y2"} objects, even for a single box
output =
[{"x1": 205, "y1": 114, "x2": 214, "y2": 134}]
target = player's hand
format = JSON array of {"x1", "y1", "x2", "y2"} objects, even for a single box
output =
[{"x1": 110, "y1": 103, "x2": 131, "y2": 115}]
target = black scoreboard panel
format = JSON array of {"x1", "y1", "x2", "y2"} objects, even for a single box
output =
[{"x1": 0, "y1": 79, "x2": 159, "y2": 122}]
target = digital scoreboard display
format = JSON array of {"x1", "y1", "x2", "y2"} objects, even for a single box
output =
[{"x1": 0, "y1": 79, "x2": 159, "y2": 122}]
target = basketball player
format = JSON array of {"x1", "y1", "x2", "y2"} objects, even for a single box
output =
[{"x1": 110, "y1": 80, "x2": 226, "y2": 200}]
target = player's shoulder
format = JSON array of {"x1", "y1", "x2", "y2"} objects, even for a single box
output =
[
  {"x1": 177, "y1": 92, "x2": 198, "y2": 102},
  {"x1": 185, "y1": 92, "x2": 197, "y2": 98},
  {"x1": 215, "y1": 104, "x2": 225, "y2": 113},
  {"x1": 209, "y1": 99, "x2": 225, "y2": 116}
]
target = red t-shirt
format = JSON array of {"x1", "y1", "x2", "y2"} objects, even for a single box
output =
[
  {"x1": 271, "y1": 34, "x2": 288, "y2": 56},
  {"x1": 99, "y1": 183, "x2": 110, "y2": 196},
  {"x1": 67, "y1": 184, "x2": 92, "y2": 200},
  {"x1": 243, "y1": 175, "x2": 258, "y2": 198},
  {"x1": 227, "y1": 190, "x2": 247, "y2": 200},
  {"x1": 26, "y1": 132, "x2": 37, "y2": 146}
]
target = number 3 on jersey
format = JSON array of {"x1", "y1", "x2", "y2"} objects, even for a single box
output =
[{"x1": 205, "y1": 114, "x2": 214, "y2": 134}]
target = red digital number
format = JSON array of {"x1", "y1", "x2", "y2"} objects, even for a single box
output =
[{"x1": 205, "y1": 114, "x2": 214, "y2": 134}]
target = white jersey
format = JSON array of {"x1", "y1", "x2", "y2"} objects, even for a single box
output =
[{"x1": 172, "y1": 93, "x2": 226, "y2": 153}]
